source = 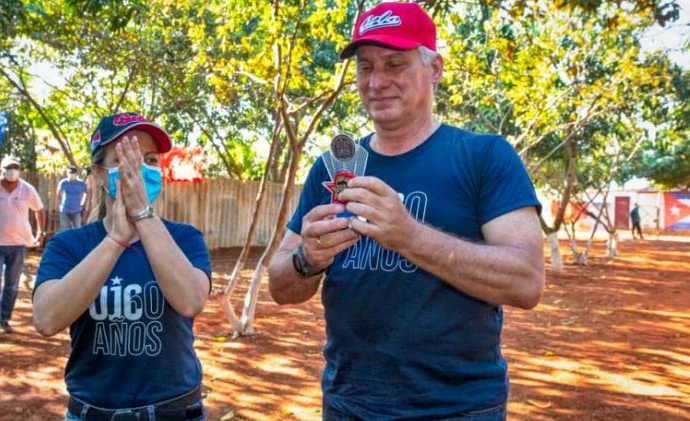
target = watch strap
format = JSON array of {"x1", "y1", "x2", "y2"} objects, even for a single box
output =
[
  {"x1": 132, "y1": 205, "x2": 155, "y2": 222},
  {"x1": 292, "y1": 244, "x2": 326, "y2": 278}
]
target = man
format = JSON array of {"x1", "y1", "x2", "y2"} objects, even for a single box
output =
[
  {"x1": 56, "y1": 165, "x2": 88, "y2": 231},
  {"x1": 0, "y1": 156, "x2": 45, "y2": 333},
  {"x1": 630, "y1": 202, "x2": 644, "y2": 240},
  {"x1": 268, "y1": 2, "x2": 544, "y2": 420}
]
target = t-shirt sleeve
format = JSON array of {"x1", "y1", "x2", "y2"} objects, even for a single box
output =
[
  {"x1": 477, "y1": 136, "x2": 541, "y2": 226},
  {"x1": 58, "y1": 179, "x2": 65, "y2": 193},
  {"x1": 34, "y1": 234, "x2": 78, "y2": 296},
  {"x1": 175, "y1": 224, "x2": 213, "y2": 290},
  {"x1": 286, "y1": 157, "x2": 329, "y2": 236},
  {"x1": 27, "y1": 183, "x2": 44, "y2": 211}
]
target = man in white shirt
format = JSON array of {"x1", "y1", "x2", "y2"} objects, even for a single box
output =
[{"x1": 0, "y1": 156, "x2": 45, "y2": 333}]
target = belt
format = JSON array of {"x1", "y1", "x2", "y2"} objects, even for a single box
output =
[{"x1": 67, "y1": 386, "x2": 203, "y2": 421}]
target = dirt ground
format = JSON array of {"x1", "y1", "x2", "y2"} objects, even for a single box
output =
[{"x1": 0, "y1": 239, "x2": 688, "y2": 420}]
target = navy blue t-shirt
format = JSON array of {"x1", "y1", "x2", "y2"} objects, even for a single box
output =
[
  {"x1": 287, "y1": 124, "x2": 541, "y2": 420},
  {"x1": 35, "y1": 219, "x2": 212, "y2": 408}
]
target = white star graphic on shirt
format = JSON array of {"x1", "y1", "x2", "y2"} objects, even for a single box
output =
[
  {"x1": 670, "y1": 206, "x2": 680, "y2": 216},
  {"x1": 111, "y1": 276, "x2": 123, "y2": 286}
]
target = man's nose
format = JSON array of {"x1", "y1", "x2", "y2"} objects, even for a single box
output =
[{"x1": 368, "y1": 68, "x2": 391, "y2": 91}]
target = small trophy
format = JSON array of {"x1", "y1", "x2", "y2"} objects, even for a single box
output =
[{"x1": 322, "y1": 133, "x2": 368, "y2": 218}]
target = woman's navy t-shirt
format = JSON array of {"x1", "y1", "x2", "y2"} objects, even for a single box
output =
[{"x1": 35, "y1": 219, "x2": 211, "y2": 408}]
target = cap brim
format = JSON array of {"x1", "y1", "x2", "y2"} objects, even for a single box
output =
[
  {"x1": 340, "y1": 35, "x2": 422, "y2": 59},
  {"x1": 130, "y1": 123, "x2": 173, "y2": 154}
]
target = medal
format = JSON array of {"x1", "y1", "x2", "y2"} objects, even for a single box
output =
[
  {"x1": 330, "y1": 134, "x2": 356, "y2": 204},
  {"x1": 322, "y1": 133, "x2": 369, "y2": 217}
]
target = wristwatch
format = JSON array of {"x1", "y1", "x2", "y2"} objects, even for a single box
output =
[
  {"x1": 132, "y1": 205, "x2": 155, "y2": 222},
  {"x1": 292, "y1": 244, "x2": 326, "y2": 278}
]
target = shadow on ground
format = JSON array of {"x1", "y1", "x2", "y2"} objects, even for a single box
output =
[{"x1": 1, "y1": 241, "x2": 688, "y2": 420}]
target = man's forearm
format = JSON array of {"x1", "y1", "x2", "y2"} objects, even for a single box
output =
[
  {"x1": 268, "y1": 249, "x2": 322, "y2": 305},
  {"x1": 399, "y1": 222, "x2": 543, "y2": 309},
  {"x1": 35, "y1": 210, "x2": 46, "y2": 232}
]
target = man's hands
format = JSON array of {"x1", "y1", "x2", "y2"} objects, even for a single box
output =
[
  {"x1": 300, "y1": 204, "x2": 359, "y2": 272},
  {"x1": 339, "y1": 176, "x2": 418, "y2": 253}
]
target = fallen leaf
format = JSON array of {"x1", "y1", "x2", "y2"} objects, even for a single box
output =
[
  {"x1": 527, "y1": 399, "x2": 552, "y2": 409},
  {"x1": 544, "y1": 351, "x2": 556, "y2": 357},
  {"x1": 213, "y1": 336, "x2": 227, "y2": 342},
  {"x1": 220, "y1": 410, "x2": 235, "y2": 420}
]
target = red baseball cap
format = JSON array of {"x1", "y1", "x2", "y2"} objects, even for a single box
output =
[
  {"x1": 340, "y1": 2, "x2": 436, "y2": 59},
  {"x1": 90, "y1": 112, "x2": 172, "y2": 157}
]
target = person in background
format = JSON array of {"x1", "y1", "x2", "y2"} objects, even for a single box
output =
[
  {"x1": 33, "y1": 113, "x2": 212, "y2": 420},
  {"x1": 631, "y1": 202, "x2": 644, "y2": 240},
  {"x1": 0, "y1": 156, "x2": 45, "y2": 334},
  {"x1": 57, "y1": 165, "x2": 88, "y2": 232}
]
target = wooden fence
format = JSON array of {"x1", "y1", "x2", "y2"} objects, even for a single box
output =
[
  {"x1": 26, "y1": 173, "x2": 301, "y2": 250},
  {"x1": 155, "y1": 179, "x2": 301, "y2": 249}
]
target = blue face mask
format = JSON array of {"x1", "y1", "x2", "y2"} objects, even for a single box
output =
[{"x1": 107, "y1": 164, "x2": 163, "y2": 203}]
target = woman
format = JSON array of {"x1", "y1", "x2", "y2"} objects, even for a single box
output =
[{"x1": 33, "y1": 113, "x2": 212, "y2": 421}]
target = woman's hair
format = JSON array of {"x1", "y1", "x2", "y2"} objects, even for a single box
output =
[{"x1": 87, "y1": 146, "x2": 108, "y2": 223}]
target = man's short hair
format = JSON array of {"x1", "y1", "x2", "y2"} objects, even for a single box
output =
[{"x1": 418, "y1": 46, "x2": 438, "y2": 66}]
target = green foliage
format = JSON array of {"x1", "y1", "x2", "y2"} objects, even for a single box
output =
[{"x1": 0, "y1": 0, "x2": 684, "y2": 188}]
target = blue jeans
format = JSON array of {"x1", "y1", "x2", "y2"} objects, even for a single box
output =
[
  {"x1": 59, "y1": 211, "x2": 82, "y2": 232},
  {"x1": 0, "y1": 246, "x2": 26, "y2": 322},
  {"x1": 323, "y1": 403, "x2": 507, "y2": 421}
]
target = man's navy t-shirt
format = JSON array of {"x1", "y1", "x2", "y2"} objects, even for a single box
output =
[
  {"x1": 287, "y1": 125, "x2": 541, "y2": 420},
  {"x1": 35, "y1": 219, "x2": 211, "y2": 408}
]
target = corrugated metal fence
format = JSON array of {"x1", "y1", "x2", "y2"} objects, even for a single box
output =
[{"x1": 27, "y1": 173, "x2": 301, "y2": 250}]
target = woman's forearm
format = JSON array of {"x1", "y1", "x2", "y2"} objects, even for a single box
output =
[
  {"x1": 135, "y1": 216, "x2": 209, "y2": 318},
  {"x1": 33, "y1": 237, "x2": 124, "y2": 336}
]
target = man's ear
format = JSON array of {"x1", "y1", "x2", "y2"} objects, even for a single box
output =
[{"x1": 430, "y1": 54, "x2": 444, "y2": 86}]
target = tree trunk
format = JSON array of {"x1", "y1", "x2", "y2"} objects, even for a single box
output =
[
  {"x1": 223, "y1": 122, "x2": 282, "y2": 334},
  {"x1": 607, "y1": 231, "x2": 618, "y2": 258},
  {"x1": 278, "y1": 146, "x2": 291, "y2": 183},
  {"x1": 238, "y1": 143, "x2": 302, "y2": 335},
  {"x1": 232, "y1": 46, "x2": 351, "y2": 335},
  {"x1": 547, "y1": 231, "x2": 563, "y2": 270},
  {"x1": 539, "y1": 136, "x2": 577, "y2": 269}
]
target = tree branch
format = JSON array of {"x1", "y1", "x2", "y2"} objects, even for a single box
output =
[{"x1": 0, "y1": 67, "x2": 77, "y2": 166}]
